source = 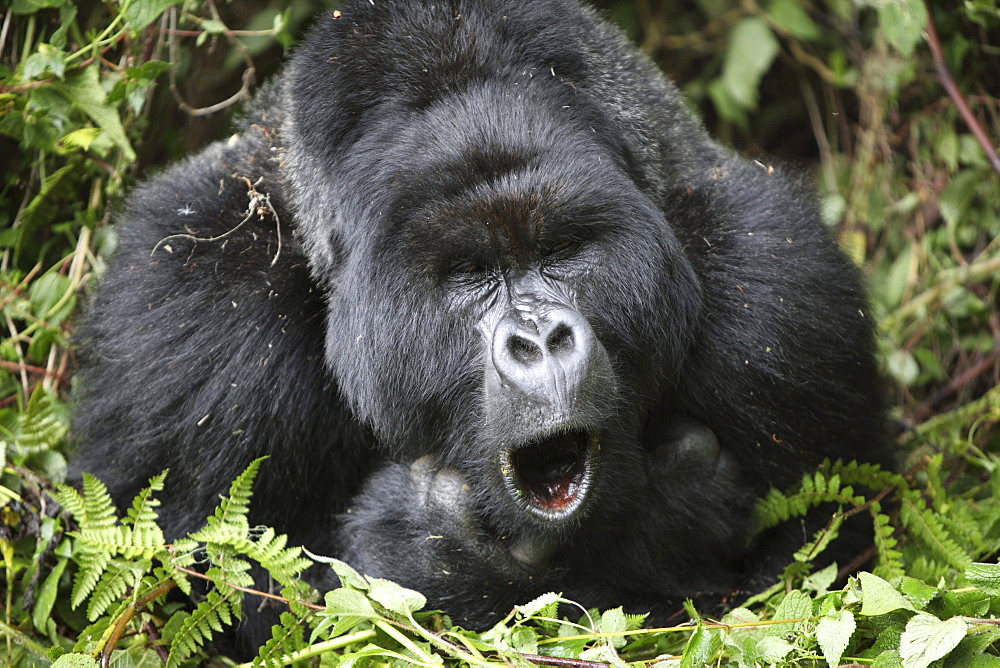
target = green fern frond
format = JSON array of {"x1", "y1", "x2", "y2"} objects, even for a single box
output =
[
  {"x1": 254, "y1": 611, "x2": 307, "y2": 667},
  {"x1": 86, "y1": 558, "x2": 147, "y2": 620},
  {"x1": 903, "y1": 553, "x2": 953, "y2": 584},
  {"x1": 247, "y1": 528, "x2": 312, "y2": 588},
  {"x1": 871, "y1": 502, "x2": 905, "y2": 579},
  {"x1": 52, "y1": 483, "x2": 86, "y2": 522},
  {"x1": 166, "y1": 590, "x2": 241, "y2": 668},
  {"x1": 825, "y1": 459, "x2": 903, "y2": 490},
  {"x1": 66, "y1": 474, "x2": 122, "y2": 608},
  {"x1": 0, "y1": 387, "x2": 68, "y2": 454},
  {"x1": 189, "y1": 457, "x2": 265, "y2": 547},
  {"x1": 899, "y1": 494, "x2": 971, "y2": 570},
  {"x1": 71, "y1": 551, "x2": 112, "y2": 610},
  {"x1": 753, "y1": 470, "x2": 865, "y2": 531},
  {"x1": 121, "y1": 471, "x2": 168, "y2": 558}
]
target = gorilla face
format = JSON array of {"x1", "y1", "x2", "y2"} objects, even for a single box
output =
[{"x1": 310, "y1": 88, "x2": 701, "y2": 533}]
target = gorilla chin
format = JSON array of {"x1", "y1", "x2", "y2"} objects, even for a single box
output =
[{"x1": 71, "y1": 0, "x2": 892, "y2": 655}]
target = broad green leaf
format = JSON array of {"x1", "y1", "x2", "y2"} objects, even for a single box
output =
[
  {"x1": 769, "y1": 590, "x2": 812, "y2": 637},
  {"x1": 899, "y1": 613, "x2": 966, "y2": 668},
  {"x1": 817, "y1": 610, "x2": 855, "y2": 668},
  {"x1": 509, "y1": 626, "x2": 539, "y2": 654},
  {"x1": 367, "y1": 578, "x2": 426, "y2": 616},
  {"x1": 681, "y1": 625, "x2": 722, "y2": 667},
  {"x1": 32, "y1": 557, "x2": 68, "y2": 631},
  {"x1": 939, "y1": 169, "x2": 981, "y2": 227},
  {"x1": 600, "y1": 607, "x2": 628, "y2": 648},
  {"x1": 23, "y1": 43, "x2": 66, "y2": 80},
  {"x1": 59, "y1": 127, "x2": 101, "y2": 152},
  {"x1": 878, "y1": 0, "x2": 929, "y2": 57},
  {"x1": 966, "y1": 562, "x2": 1000, "y2": 596},
  {"x1": 304, "y1": 550, "x2": 371, "y2": 591},
  {"x1": 767, "y1": 0, "x2": 821, "y2": 40},
  {"x1": 887, "y1": 349, "x2": 919, "y2": 387},
  {"x1": 720, "y1": 17, "x2": 780, "y2": 110},
  {"x1": 758, "y1": 636, "x2": 794, "y2": 663},
  {"x1": 881, "y1": 243, "x2": 912, "y2": 310},
  {"x1": 804, "y1": 561, "x2": 839, "y2": 593},
  {"x1": 324, "y1": 588, "x2": 377, "y2": 619},
  {"x1": 55, "y1": 67, "x2": 135, "y2": 161},
  {"x1": 859, "y1": 572, "x2": 915, "y2": 615},
  {"x1": 52, "y1": 654, "x2": 100, "y2": 667},
  {"x1": 124, "y1": 0, "x2": 176, "y2": 31},
  {"x1": 900, "y1": 576, "x2": 939, "y2": 607}
]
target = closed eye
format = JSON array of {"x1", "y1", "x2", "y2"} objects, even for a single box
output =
[
  {"x1": 452, "y1": 261, "x2": 483, "y2": 274},
  {"x1": 548, "y1": 239, "x2": 582, "y2": 257}
]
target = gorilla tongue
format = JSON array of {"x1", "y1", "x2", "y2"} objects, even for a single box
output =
[{"x1": 507, "y1": 430, "x2": 597, "y2": 520}]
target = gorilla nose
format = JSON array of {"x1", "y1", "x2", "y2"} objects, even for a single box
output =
[{"x1": 491, "y1": 307, "x2": 594, "y2": 408}]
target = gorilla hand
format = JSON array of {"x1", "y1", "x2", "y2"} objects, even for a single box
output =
[{"x1": 336, "y1": 457, "x2": 556, "y2": 627}]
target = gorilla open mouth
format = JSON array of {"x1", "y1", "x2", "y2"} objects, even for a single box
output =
[{"x1": 501, "y1": 430, "x2": 599, "y2": 521}]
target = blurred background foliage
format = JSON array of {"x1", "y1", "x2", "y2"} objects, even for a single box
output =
[{"x1": 0, "y1": 0, "x2": 998, "y2": 664}]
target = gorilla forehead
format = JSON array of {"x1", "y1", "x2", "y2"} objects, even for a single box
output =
[{"x1": 349, "y1": 83, "x2": 651, "y2": 266}]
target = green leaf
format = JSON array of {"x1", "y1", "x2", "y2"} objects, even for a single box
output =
[
  {"x1": 32, "y1": 557, "x2": 68, "y2": 631},
  {"x1": 858, "y1": 572, "x2": 915, "y2": 615},
  {"x1": 966, "y1": 562, "x2": 1000, "y2": 596},
  {"x1": 681, "y1": 625, "x2": 722, "y2": 667},
  {"x1": 720, "y1": 17, "x2": 780, "y2": 110},
  {"x1": 54, "y1": 66, "x2": 135, "y2": 161},
  {"x1": 880, "y1": 243, "x2": 912, "y2": 311},
  {"x1": 304, "y1": 551, "x2": 371, "y2": 591},
  {"x1": 900, "y1": 576, "x2": 939, "y2": 608},
  {"x1": 23, "y1": 43, "x2": 66, "y2": 80},
  {"x1": 877, "y1": 0, "x2": 929, "y2": 57},
  {"x1": 52, "y1": 654, "x2": 100, "y2": 667},
  {"x1": 939, "y1": 170, "x2": 981, "y2": 227},
  {"x1": 600, "y1": 607, "x2": 628, "y2": 648},
  {"x1": 766, "y1": 0, "x2": 821, "y2": 40},
  {"x1": 123, "y1": 0, "x2": 176, "y2": 31},
  {"x1": 367, "y1": 578, "x2": 426, "y2": 617},
  {"x1": 758, "y1": 636, "x2": 794, "y2": 663},
  {"x1": 29, "y1": 272, "x2": 74, "y2": 324},
  {"x1": 324, "y1": 587, "x2": 378, "y2": 619},
  {"x1": 899, "y1": 613, "x2": 966, "y2": 668},
  {"x1": 769, "y1": 590, "x2": 812, "y2": 637},
  {"x1": 200, "y1": 19, "x2": 227, "y2": 34},
  {"x1": 816, "y1": 610, "x2": 855, "y2": 668},
  {"x1": 514, "y1": 591, "x2": 561, "y2": 618}
]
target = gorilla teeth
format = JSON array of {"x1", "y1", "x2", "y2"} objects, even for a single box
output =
[{"x1": 504, "y1": 429, "x2": 598, "y2": 522}]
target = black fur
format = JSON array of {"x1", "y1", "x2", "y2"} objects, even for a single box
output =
[{"x1": 72, "y1": 0, "x2": 890, "y2": 653}]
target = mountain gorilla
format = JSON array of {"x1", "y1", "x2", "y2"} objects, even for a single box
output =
[{"x1": 72, "y1": 0, "x2": 890, "y2": 651}]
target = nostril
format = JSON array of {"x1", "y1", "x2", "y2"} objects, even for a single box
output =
[
  {"x1": 546, "y1": 323, "x2": 574, "y2": 355},
  {"x1": 508, "y1": 335, "x2": 542, "y2": 365}
]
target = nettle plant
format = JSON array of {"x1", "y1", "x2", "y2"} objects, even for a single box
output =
[{"x1": 13, "y1": 452, "x2": 997, "y2": 666}]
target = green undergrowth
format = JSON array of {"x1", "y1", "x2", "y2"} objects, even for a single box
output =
[{"x1": 2, "y1": 0, "x2": 998, "y2": 665}]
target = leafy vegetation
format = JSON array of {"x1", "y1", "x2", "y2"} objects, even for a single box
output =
[{"x1": 1, "y1": 0, "x2": 997, "y2": 665}]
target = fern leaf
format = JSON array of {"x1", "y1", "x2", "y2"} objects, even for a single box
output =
[
  {"x1": 166, "y1": 590, "x2": 241, "y2": 667},
  {"x1": 53, "y1": 483, "x2": 86, "y2": 520},
  {"x1": 86, "y1": 558, "x2": 145, "y2": 620},
  {"x1": 189, "y1": 458, "x2": 265, "y2": 547},
  {"x1": 254, "y1": 611, "x2": 307, "y2": 667},
  {"x1": 248, "y1": 528, "x2": 311, "y2": 588},
  {"x1": 121, "y1": 471, "x2": 167, "y2": 558},
  {"x1": 871, "y1": 503, "x2": 905, "y2": 580},
  {"x1": 2, "y1": 387, "x2": 68, "y2": 454},
  {"x1": 68, "y1": 473, "x2": 122, "y2": 607},
  {"x1": 899, "y1": 494, "x2": 971, "y2": 570},
  {"x1": 71, "y1": 551, "x2": 111, "y2": 609}
]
